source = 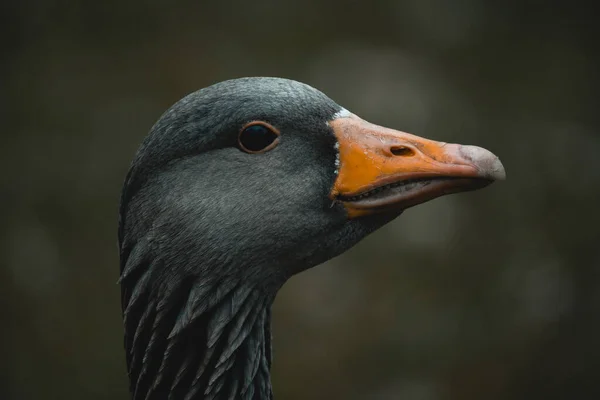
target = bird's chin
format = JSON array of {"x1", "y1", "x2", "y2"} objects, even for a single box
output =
[{"x1": 338, "y1": 176, "x2": 493, "y2": 218}]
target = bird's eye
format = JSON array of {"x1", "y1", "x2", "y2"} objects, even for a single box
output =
[{"x1": 238, "y1": 122, "x2": 280, "y2": 153}]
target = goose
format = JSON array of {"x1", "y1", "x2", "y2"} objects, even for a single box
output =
[{"x1": 118, "y1": 77, "x2": 505, "y2": 400}]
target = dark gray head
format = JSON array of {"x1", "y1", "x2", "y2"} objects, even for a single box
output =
[{"x1": 118, "y1": 77, "x2": 505, "y2": 399}]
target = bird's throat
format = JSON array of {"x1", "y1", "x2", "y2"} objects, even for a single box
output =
[{"x1": 122, "y1": 267, "x2": 275, "y2": 400}]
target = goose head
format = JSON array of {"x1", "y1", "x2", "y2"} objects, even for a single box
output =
[{"x1": 118, "y1": 77, "x2": 505, "y2": 399}]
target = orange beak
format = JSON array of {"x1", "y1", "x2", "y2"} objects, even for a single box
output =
[{"x1": 329, "y1": 113, "x2": 506, "y2": 218}]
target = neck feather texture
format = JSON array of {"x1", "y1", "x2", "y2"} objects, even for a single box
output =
[{"x1": 120, "y1": 242, "x2": 274, "y2": 400}]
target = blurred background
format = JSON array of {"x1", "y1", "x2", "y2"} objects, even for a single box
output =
[{"x1": 1, "y1": 1, "x2": 598, "y2": 399}]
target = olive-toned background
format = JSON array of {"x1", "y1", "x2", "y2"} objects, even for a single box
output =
[{"x1": 1, "y1": 1, "x2": 598, "y2": 399}]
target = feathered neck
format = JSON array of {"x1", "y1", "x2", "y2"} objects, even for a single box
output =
[{"x1": 120, "y1": 240, "x2": 276, "y2": 400}]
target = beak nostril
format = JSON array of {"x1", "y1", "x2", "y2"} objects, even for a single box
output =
[{"x1": 390, "y1": 146, "x2": 414, "y2": 157}]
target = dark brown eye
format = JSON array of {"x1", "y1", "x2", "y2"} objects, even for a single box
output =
[{"x1": 238, "y1": 122, "x2": 280, "y2": 153}]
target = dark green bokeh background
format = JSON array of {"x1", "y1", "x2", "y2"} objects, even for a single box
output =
[{"x1": 1, "y1": 1, "x2": 598, "y2": 399}]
